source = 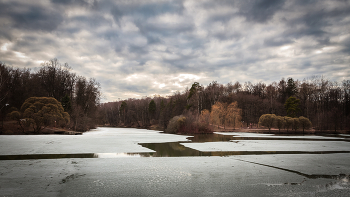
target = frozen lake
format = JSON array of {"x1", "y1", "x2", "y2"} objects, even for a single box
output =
[{"x1": 0, "y1": 127, "x2": 349, "y2": 196}]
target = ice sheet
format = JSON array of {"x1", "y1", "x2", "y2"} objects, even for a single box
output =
[
  {"x1": 181, "y1": 140, "x2": 350, "y2": 152},
  {"x1": 214, "y1": 132, "x2": 345, "y2": 139},
  {"x1": 0, "y1": 128, "x2": 349, "y2": 196},
  {"x1": 0, "y1": 127, "x2": 191, "y2": 155},
  {"x1": 0, "y1": 155, "x2": 349, "y2": 196}
]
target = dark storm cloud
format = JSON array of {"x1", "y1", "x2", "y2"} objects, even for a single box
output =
[
  {"x1": 69, "y1": 15, "x2": 113, "y2": 29},
  {"x1": 240, "y1": 0, "x2": 285, "y2": 23},
  {"x1": 127, "y1": 44, "x2": 149, "y2": 56},
  {"x1": 119, "y1": 83, "x2": 150, "y2": 94},
  {"x1": 293, "y1": 1, "x2": 350, "y2": 27},
  {"x1": 283, "y1": 1, "x2": 350, "y2": 39},
  {"x1": 100, "y1": 29, "x2": 119, "y2": 41},
  {"x1": 163, "y1": 55, "x2": 198, "y2": 71},
  {"x1": 110, "y1": 6, "x2": 123, "y2": 27},
  {"x1": 109, "y1": 0, "x2": 188, "y2": 44},
  {"x1": 340, "y1": 36, "x2": 350, "y2": 53},
  {"x1": 110, "y1": 0, "x2": 184, "y2": 19},
  {"x1": 0, "y1": 28, "x2": 13, "y2": 41},
  {"x1": 11, "y1": 35, "x2": 57, "y2": 53},
  {"x1": 51, "y1": 0, "x2": 97, "y2": 8},
  {"x1": 202, "y1": 0, "x2": 285, "y2": 23},
  {"x1": 263, "y1": 37, "x2": 294, "y2": 47},
  {"x1": 110, "y1": 0, "x2": 184, "y2": 28},
  {"x1": 117, "y1": 61, "x2": 147, "y2": 75},
  {"x1": 135, "y1": 20, "x2": 194, "y2": 38},
  {"x1": 0, "y1": 1, "x2": 63, "y2": 32},
  {"x1": 144, "y1": 34, "x2": 162, "y2": 45}
]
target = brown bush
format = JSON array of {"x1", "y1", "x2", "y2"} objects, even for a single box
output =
[
  {"x1": 165, "y1": 115, "x2": 186, "y2": 134},
  {"x1": 166, "y1": 112, "x2": 213, "y2": 134}
]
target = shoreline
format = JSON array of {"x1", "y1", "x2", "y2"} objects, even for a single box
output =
[
  {"x1": 99, "y1": 125, "x2": 350, "y2": 135},
  {"x1": 211, "y1": 127, "x2": 350, "y2": 135},
  {"x1": 2, "y1": 122, "x2": 349, "y2": 135}
]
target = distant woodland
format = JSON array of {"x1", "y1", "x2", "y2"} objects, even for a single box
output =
[
  {"x1": 100, "y1": 76, "x2": 350, "y2": 132},
  {"x1": 0, "y1": 59, "x2": 101, "y2": 132},
  {"x1": 1, "y1": 59, "x2": 350, "y2": 134}
]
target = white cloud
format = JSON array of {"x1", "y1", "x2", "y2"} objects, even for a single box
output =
[
  {"x1": 1, "y1": 43, "x2": 9, "y2": 51},
  {"x1": 0, "y1": 0, "x2": 349, "y2": 102}
]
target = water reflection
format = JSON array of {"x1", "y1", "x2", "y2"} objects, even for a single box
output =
[
  {"x1": 188, "y1": 133, "x2": 234, "y2": 142},
  {"x1": 0, "y1": 153, "x2": 150, "y2": 160},
  {"x1": 0, "y1": 153, "x2": 96, "y2": 160},
  {"x1": 140, "y1": 141, "x2": 350, "y2": 157},
  {"x1": 139, "y1": 142, "x2": 204, "y2": 157}
]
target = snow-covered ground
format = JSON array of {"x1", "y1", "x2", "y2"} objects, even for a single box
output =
[
  {"x1": 181, "y1": 140, "x2": 350, "y2": 152},
  {"x1": 0, "y1": 127, "x2": 349, "y2": 196},
  {"x1": 0, "y1": 127, "x2": 191, "y2": 155}
]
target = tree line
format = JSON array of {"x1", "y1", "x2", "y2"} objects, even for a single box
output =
[
  {"x1": 0, "y1": 59, "x2": 101, "y2": 133},
  {"x1": 259, "y1": 114, "x2": 312, "y2": 134},
  {"x1": 98, "y1": 77, "x2": 350, "y2": 132},
  {"x1": 1, "y1": 58, "x2": 348, "y2": 133}
]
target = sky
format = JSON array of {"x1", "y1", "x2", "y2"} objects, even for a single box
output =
[{"x1": 0, "y1": 0, "x2": 350, "y2": 102}]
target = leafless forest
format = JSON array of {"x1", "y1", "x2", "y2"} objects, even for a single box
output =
[
  {"x1": 0, "y1": 59, "x2": 100, "y2": 132},
  {"x1": 1, "y1": 59, "x2": 349, "y2": 133},
  {"x1": 100, "y1": 75, "x2": 350, "y2": 132}
]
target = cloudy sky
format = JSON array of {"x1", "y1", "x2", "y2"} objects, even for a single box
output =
[{"x1": 1, "y1": 0, "x2": 350, "y2": 102}]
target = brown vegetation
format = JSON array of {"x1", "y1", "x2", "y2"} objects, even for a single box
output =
[
  {"x1": 1, "y1": 59, "x2": 349, "y2": 134},
  {"x1": 98, "y1": 77, "x2": 350, "y2": 134},
  {"x1": 165, "y1": 112, "x2": 213, "y2": 134},
  {"x1": 8, "y1": 97, "x2": 70, "y2": 133},
  {"x1": 0, "y1": 59, "x2": 101, "y2": 134},
  {"x1": 258, "y1": 114, "x2": 312, "y2": 134}
]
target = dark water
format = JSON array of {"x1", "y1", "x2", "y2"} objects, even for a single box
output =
[{"x1": 1, "y1": 133, "x2": 349, "y2": 160}]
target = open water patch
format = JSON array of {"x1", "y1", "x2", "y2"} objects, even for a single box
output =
[{"x1": 0, "y1": 153, "x2": 148, "y2": 160}]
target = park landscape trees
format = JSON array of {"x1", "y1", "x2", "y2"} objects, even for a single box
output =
[
  {"x1": 199, "y1": 109, "x2": 210, "y2": 125},
  {"x1": 98, "y1": 77, "x2": 349, "y2": 134},
  {"x1": 299, "y1": 116, "x2": 313, "y2": 133},
  {"x1": 1, "y1": 58, "x2": 349, "y2": 134},
  {"x1": 8, "y1": 97, "x2": 70, "y2": 133},
  {"x1": 162, "y1": 101, "x2": 242, "y2": 134},
  {"x1": 258, "y1": 114, "x2": 276, "y2": 132},
  {"x1": 258, "y1": 95, "x2": 312, "y2": 133},
  {"x1": 210, "y1": 102, "x2": 241, "y2": 130},
  {"x1": 258, "y1": 114, "x2": 312, "y2": 134},
  {"x1": 275, "y1": 116, "x2": 284, "y2": 132},
  {"x1": 1, "y1": 59, "x2": 101, "y2": 134}
]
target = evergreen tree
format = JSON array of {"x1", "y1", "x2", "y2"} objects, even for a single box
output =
[
  {"x1": 284, "y1": 96, "x2": 300, "y2": 117},
  {"x1": 61, "y1": 94, "x2": 71, "y2": 112},
  {"x1": 286, "y1": 78, "x2": 298, "y2": 97},
  {"x1": 149, "y1": 100, "x2": 156, "y2": 119}
]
